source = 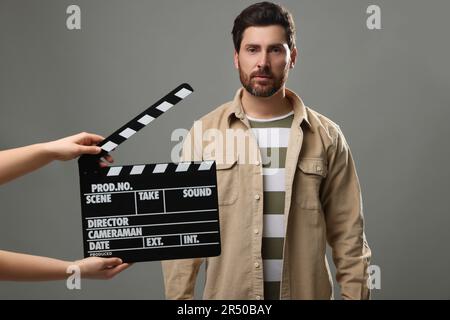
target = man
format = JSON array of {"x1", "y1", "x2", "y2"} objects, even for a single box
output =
[
  {"x1": 162, "y1": 2, "x2": 371, "y2": 300},
  {"x1": 0, "y1": 132, "x2": 130, "y2": 281}
]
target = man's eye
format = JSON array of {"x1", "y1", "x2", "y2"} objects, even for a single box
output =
[
  {"x1": 247, "y1": 47, "x2": 256, "y2": 53},
  {"x1": 271, "y1": 47, "x2": 282, "y2": 53}
]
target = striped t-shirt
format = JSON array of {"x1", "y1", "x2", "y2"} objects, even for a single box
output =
[{"x1": 247, "y1": 110, "x2": 294, "y2": 300}]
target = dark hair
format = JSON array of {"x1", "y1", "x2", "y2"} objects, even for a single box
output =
[{"x1": 232, "y1": 2, "x2": 296, "y2": 52}]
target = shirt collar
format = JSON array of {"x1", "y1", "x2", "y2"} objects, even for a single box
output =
[{"x1": 225, "y1": 87, "x2": 313, "y2": 132}]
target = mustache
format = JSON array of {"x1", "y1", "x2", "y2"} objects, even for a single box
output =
[{"x1": 250, "y1": 70, "x2": 273, "y2": 78}]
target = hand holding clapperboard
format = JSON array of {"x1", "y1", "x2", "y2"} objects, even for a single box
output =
[{"x1": 78, "y1": 84, "x2": 221, "y2": 263}]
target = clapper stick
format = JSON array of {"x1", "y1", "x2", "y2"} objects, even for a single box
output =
[
  {"x1": 77, "y1": 83, "x2": 221, "y2": 263},
  {"x1": 79, "y1": 83, "x2": 194, "y2": 170}
]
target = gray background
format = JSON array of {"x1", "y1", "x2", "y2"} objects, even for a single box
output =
[{"x1": 1, "y1": 0, "x2": 449, "y2": 299}]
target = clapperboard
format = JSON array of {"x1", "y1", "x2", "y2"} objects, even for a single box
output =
[{"x1": 78, "y1": 84, "x2": 221, "y2": 263}]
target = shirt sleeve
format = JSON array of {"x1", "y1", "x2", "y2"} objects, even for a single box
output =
[{"x1": 320, "y1": 125, "x2": 372, "y2": 300}]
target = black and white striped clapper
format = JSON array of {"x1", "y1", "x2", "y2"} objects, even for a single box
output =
[{"x1": 78, "y1": 84, "x2": 221, "y2": 263}]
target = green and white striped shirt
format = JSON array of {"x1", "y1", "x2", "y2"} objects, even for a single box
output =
[{"x1": 247, "y1": 110, "x2": 294, "y2": 300}]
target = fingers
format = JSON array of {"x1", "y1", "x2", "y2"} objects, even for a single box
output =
[
  {"x1": 70, "y1": 132, "x2": 113, "y2": 159},
  {"x1": 78, "y1": 145, "x2": 102, "y2": 155},
  {"x1": 99, "y1": 154, "x2": 114, "y2": 167},
  {"x1": 101, "y1": 257, "x2": 123, "y2": 268},
  {"x1": 78, "y1": 132, "x2": 105, "y2": 145},
  {"x1": 77, "y1": 257, "x2": 130, "y2": 279},
  {"x1": 104, "y1": 154, "x2": 114, "y2": 163},
  {"x1": 112, "y1": 263, "x2": 131, "y2": 273},
  {"x1": 75, "y1": 133, "x2": 116, "y2": 164},
  {"x1": 104, "y1": 263, "x2": 131, "y2": 279},
  {"x1": 86, "y1": 133, "x2": 105, "y2": 144}
]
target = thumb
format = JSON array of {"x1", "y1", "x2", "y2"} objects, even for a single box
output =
[
  {"x1": 104, "y1": 263, "x2": 131, "y2": 279},
  {"x1": 78, "y1": 145, "x2": 102, "y2": 155},
  {"x1": 102, "y1": 257, "x2": 123, "y2": 268}
]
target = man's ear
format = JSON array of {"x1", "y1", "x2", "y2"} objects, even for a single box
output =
[
  {"x1": 233, "y1": 50, "x2": 239, "y2": 70},
  {"x1": 290, "y1": 47, "x2": 298, "y2": 69}
]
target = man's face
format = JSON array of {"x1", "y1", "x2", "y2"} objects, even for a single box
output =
[{"x1": 234, "y1": 25, "x2": 297, "y2": 97}]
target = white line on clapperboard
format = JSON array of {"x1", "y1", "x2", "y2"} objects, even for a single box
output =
[
  {"x1": 83, "y1": 184, "x2": 216, "y2": 195},
  {"x1": 84, "y1": 184, "x2": 217, "y2": 219},
  {"x1": 85, "y1": 208, "x2": 217, "y2": 220},
  {"x1": 86, "y1": 219, "x2": 218, "y2": 231},
  {"x1": 88, "y1": 242, "x2": 220, "y2": 254},
  {"x1": 162, "y1": 188, "x2": 166, "y2": 213},
  {"x1": 87, "y1": 230, "x2": 219, "y2": 242}
]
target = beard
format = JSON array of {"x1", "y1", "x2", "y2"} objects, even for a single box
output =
[{"x1": 238, "y1": 64, "x2": 288, "y2": 98}]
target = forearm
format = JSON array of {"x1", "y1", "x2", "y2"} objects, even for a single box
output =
[
  {"x1": 0, "y1": 250, "x2": 72, "y2": 281},
  {"x1": 0, "y1": 143, "x2": 55, "y2": 185}
]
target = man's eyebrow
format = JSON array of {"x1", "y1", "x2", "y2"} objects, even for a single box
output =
[{"x1": 244, "y1": 43, "x2": 285, "y2": 48}]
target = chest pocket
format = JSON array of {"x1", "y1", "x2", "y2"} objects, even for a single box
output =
[
  {"x1": 204, "y1": 153, "x2": 239, "y2": 206},
  {"x1": 294, "y1": 158, "x2": 327, "y2": 210},
  {"x1": 216, "y1": 161, "x2": 239, "y2": 206}
]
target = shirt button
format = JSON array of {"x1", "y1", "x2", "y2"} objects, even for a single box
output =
[
  {"x1": 254, "y1": 194, "x2": 260, "y2": 200},
  {"x1": 254, "y1": 228, "x2": 259, "y2": 234},
  {"x1": 256, "y1": 295, "x2": 261, "y2": 300},
  {"x1": 254, "y1": 262, "x2": 260, "y2": 268},
  {"x1": 255, "y1": 160, "x2": 260, "y2": 166}
]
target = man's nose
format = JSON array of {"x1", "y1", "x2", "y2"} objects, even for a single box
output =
[{"x1": 257, "y1": 52, "x2": 269, "y2": 69}]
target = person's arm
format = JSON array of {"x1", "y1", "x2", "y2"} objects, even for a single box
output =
[
  {"x1": 320, "y1": 126, "x2": 372, "y2": 300},
  {"x1": 0, "y1": 132, "x2": 113, "y2": 185},
  {"x1": 0, "y1": 250, "x2": 130, "y2": 281}
]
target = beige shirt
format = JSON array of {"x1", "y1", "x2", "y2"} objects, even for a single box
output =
[{"x1": 162, "y1": 88, "x2": 371, "y2": 300}]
